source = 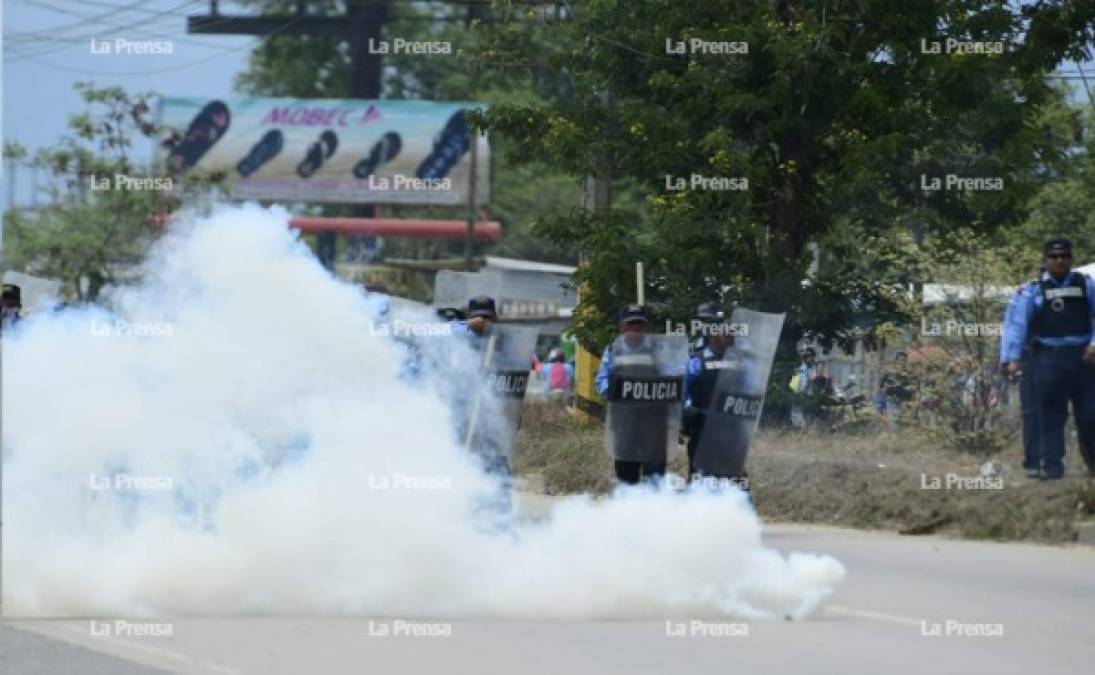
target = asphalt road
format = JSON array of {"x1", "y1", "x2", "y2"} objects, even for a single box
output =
[{"x1": 3, "y1": 520, "x2": 1093, "y2": 675}]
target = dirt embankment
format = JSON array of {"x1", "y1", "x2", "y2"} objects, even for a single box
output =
[{"x1": 513, "y1": 404, "x2": 1095, "y2": 544}]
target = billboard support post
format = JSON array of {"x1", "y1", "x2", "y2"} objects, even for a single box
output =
[
  {"x1": 187, "y1": 0, "x2": 393, "y2": 271},
  {"x1": 465, "y1": 131, "x2": 479, "y2": 271}
]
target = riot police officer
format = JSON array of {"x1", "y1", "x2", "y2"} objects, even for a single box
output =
[
  {"x1": 453, "y1": 295, "x2": 501, "y2": 456},
  {"x1": 1001, "y1": 239, "x2": 1095, "y2": 479},
  {"x1": 596, "y1": 304, "x2": 688, "y2": 485},
  {"x1": 683, "y1": 303, "x2": 781, "y2": 489},
  {"x1": 682, "y1": 302, "x2": 736, "y2": 479},
  {"x1": 450, "y1": 296, "x2": 538, "y2": 514}
]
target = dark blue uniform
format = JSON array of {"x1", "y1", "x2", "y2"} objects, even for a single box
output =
[{"x1": 1002, "y1": 270, "x2": 1095, "y2": 477}]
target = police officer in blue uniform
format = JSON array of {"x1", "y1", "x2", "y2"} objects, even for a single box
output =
[
  {"x1": 449, "y1": 295, "x2": 513, "y2": 520},
  {"x1": 682, "y1": 302, "x2": 733, "y2": 479},
  {"x1": 682, "y1": 302, "x2": 761, "y2": 489},
  {"x1": 596, "y1": 305, "x2": 669, "y2": 484},
  {"x1": 1001, "y1": 240, "x2": 1095, "y2": 479},
  {"x1": 451, "y1": 296, "x2": 501, "y2": 457}
]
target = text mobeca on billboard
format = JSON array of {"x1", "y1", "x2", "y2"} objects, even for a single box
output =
[
  {"x1": 156, "y1": 97, "x2": 490, "y2": 207},
  {"x1": 260, "y1": 104, "x2": 382, "y2": 128}
]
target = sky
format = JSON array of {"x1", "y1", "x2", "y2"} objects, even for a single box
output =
[{"x1": 2, "y1": 0, "x2": 254, "y2": 207}]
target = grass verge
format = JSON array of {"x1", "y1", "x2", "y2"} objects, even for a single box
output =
[{"x1": 513, "y1": 403, "x2": 1095, "y2": 544}]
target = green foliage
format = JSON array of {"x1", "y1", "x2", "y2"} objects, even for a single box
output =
[
  {"x1": 898, "y1": 233, "x2": 1021, "y2": 452},
  {"x1": 1008, "y1": 101, "x2": 1095, "y2": 263},
  {"x1": 3, "y1": 84, "x2": 191, "y2": 301},
  {"x1": 3, "y1": 141, "x2": 28, "y2": 162},
  {"x1": 235, "y1": 1, "x2": 349, "y2": 98},
  {"x1": 478, "y1": 0, "x2": 1093, "y2": 352}
]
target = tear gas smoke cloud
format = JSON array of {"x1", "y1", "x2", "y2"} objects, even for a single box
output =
[{"x1": 1, "y1": 204, "x2": 844, "y2": 619}]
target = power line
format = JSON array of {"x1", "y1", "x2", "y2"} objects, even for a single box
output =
[
  {"x1": 4, "y1": 22, "x2": 239, "y2": 53},
  {"x1": 43, "y1": 0, "x2": 198, "y2": 17},
  {"x1": 4, "y1": 0, "x2": 191, "y2": 54},
  {"x1": 7, "y1": 0, "x2": 196, "y2": 58},
  {"x1": 10, "y1": 13, "x2": 308, "y2": 77},
  {"x1": 63, "y1": 0, "x2": 250, "y2": 32},
  {"x1": 18, "y1": 0, "x2": 159, "y2": 34},
  {"x1": 5, "y1": 24, "x2": 241, "y2": 52},
  {"x1": 4, "y1": 7, "x2": 181, "y2": 55},
  {"x1": 6, "y1": 0, "x2": 201, "y2": 62}
]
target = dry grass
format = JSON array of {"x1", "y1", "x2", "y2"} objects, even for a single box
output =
[
  {"x1": 513, "y1": 403, "x2": 1095, "y2": 544},
  {"x1": 749, "y1": 430, "x2": 1095, "y2": 542},
  {"x1": 514, "y1": 403, "x2": 614, "y2": 495}
]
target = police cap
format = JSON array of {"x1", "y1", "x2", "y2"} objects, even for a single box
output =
[
  {"x1": 1043, "y1": 239, "x2": 1072, "y2": 257},
  {"x1": 467, "y1": 296, "x2": 497, "y2": 319},
  {"x1": 618, "y1": 304, "x2": 649, "y2": 324},
  {"x1": 695, "y1": 301, "x2": 729, "y2": 323}
]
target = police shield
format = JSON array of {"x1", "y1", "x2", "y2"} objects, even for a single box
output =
[
  {"x1": 604, "y1": 333, "x2": 689, "y2": 463},
  {"x1": 692, "y1": 308, "x2": 784, "y2": 478},
  {"x1": 465, "y1": 324, "x2": 539, "y2": 462}
]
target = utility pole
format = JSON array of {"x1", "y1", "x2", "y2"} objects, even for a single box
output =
[
  {"x1": 188, "y1": 0, "x2": 494, "y2": 270},
  {"x1": 189, "y1": 0, "x2": 392, "y2": 270},
  {"x1": 574, "y1": 89, "x2": 614, "y2": 417},
  {"x1": 189, "y1": 0, "x2": 508, "y2": 268},
  {"x1": 581, "y1": 91, "x2": 614, "y2": 215},
  {"x1": 344, "y1": 1, "x2": 390, "y2": 267},
  {"x1": 464, "y1": 132, "x2": 478, "y2": 270}
]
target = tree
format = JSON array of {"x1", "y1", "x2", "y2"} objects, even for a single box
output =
[
  {"x1": 477, "y1": 0, "x2": 1094, "y2": 352},
  {"x1": 1008, "y1": 97, "x2": 1095, "y2": 264},
  {"x1": 3, "y1": 84, "x2": 185, "y2": 301},
  {"x1": 899, "y1": 233, "x2": 1021, "y2": 452}
]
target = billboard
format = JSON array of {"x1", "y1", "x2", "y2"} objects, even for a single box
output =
[{"x1": 158, "y1": 97, "x2": 489, "y2": 206}]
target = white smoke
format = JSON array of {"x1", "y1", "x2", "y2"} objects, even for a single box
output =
[{"x1": 1, "y1": 204, "x2": 844, "y2": 619}]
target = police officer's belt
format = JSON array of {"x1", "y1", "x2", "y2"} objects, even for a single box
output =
[{"x1": 1032, "y1": 342, "x2": 1087, "y2": 352}]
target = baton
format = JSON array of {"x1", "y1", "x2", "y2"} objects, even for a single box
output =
[{"x1": 464, "y1": 334, "x2": 498, "y2": 451}]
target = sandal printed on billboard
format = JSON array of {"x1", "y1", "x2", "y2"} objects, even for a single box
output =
[{"x1": 159, "y1": 97, "x2": 489, "y2": 206}]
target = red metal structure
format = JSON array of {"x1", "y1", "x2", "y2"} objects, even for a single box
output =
[
  {"x1": 290, "y1": 216, "x2": 500, "y2": 241},
  {"x1": 150, "y1": 214, "x2": 501, "y2": 241}
]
